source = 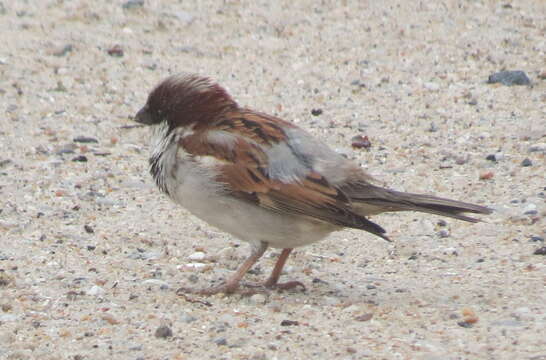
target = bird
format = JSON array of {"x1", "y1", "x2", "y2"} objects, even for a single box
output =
[{"x1": 134, "y1": 73, "x2": 492, "y2": 295}]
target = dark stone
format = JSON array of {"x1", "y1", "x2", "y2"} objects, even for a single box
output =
[
  {"x1": 107, "y1": 45, "x2": 124, "y2": 57},
  {"x1": 521, "y1": 158, "x2": 532, "y2": 167},
  {"x1": 73, "y1": 136, "x2": 98, "y2": 143},
  {"x1": 154, "y1": 325, "x2": 173, "y2": 338},
  {"x1": 311, "y1": 108, "x2": 323, "y2": 116},
  {"x1": 533, "y1": 246, "x2": 546, "y2": 255},
  {"x1": 457, "y1": 321, "x2": 473, "y2": 328},
  {"x1": 280, "y1": 319, "x2": 299, "y2": 326},
  {"x1": 214, "y1": 337, "x2": 227, "y2": 346},
  {"x1": 72, "y1": 155, "x2": 88, "y2": 162},
  {"x1": 122, "y1": 0, "x2": 144, "y2": 9},
  {"x1": 487, "y1": 70, "x2": 531, "y2": 86},
  {"x1": 351, "y1": 135, "x2": 371, "y2": 149}
]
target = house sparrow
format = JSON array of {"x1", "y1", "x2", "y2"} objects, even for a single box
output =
[{"x1": 134, "y1": 73, "x2": 492, "y2": 295}]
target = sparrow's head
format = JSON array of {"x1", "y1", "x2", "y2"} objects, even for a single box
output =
[{"x1": 135, "y1": 73, "x2": 237, "y2": 128}]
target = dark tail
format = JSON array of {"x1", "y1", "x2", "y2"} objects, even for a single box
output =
[{"x1": 345, "y1": 184, "x2": 493, "y2": 223}]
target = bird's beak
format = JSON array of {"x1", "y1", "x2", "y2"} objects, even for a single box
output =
[{"x1": 134, "y1": 105, "x2": 153, "y2": 125}]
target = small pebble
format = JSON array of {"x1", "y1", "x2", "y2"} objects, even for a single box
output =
[
  {"x1": 107, "y1": 45, "x2": 124, "y2": 57},
  {"x1": 521, "y1": 158, "x2": 532, "y2": 167},
  {"x1": 84, "y1": 225, "x2": 94, "y2": 234},
  {"x1": 355, "y1": 313, "x2": 373, "y2": 322},
  {"x1": 528, "y1": 143, "x2": 546, "y2": 153},
  {"x1": 154, "y1": 325, "x2": 173, "y2": 338},
  {"x1": 423, "y1": 82, "x2": 440, "y2": 91},
  {"x1": 122, "y1": 0, "x2": 144, "y2": 9},
  {"x1": 533, "y1": 246, "x2": 546, "y2": 255},
  {"x1": 461, "y1": 308, "x2": 479, "y2": 324},
  {"x1": 179, "y1": 263, "x2": 209, "y2": 272},
  {"x1": 87, "y1": 285, "x2": 105, "y2": 296},
  {"x1": 487, "y1": 70, "x2": 531, "y2": 86},
  {"x1": 457, "y1": 321, "x2": 473, "y2": 328},
  {"x1": 351, "y1": 135, "x2": 371, "y2": 149},
  {"x1": 523, "y1": 203, "x2": 537, "y2": 214},
  {"x1": 56, "y1": 144, "x2": 77, "y2": 155},
  {"x1": 249, "y1": 293, "x2": 267, "y2": 305},
  {"x1": 280, "y1": 319, "x2": 299, "y2": 326},
  {"x1": 214, "y1": 337, "x2": 227, "y2": 346},
  {"x1": 72, "y1": 155, "x2": 88, "y2": 162},
  {"x1": 437, "y1": 229, "x2": 450, "y2": 238},
  {"x1": 0, "y1": 314, "x2": 18, "y2": 322},
  {"x1": 311, "y1": 108, "x2": 323, "y2": 116},
  {"x1": 529, "y1": 236, "x2": 544, "y2": 242},
  {"x1": 486, "y1": 153, "x2": 504, "y2": 162},
  {"x1": 479, "y1": 171, "x2": 494, "y2": 180},
  {"x1": 73, "y1": 136, "x2": 98, "y2": 144},
  {"x1": 188, "y1": 252, "x2": 206, "y2": 261}
]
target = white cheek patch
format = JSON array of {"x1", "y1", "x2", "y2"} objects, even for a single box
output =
[{"x1": 150, "y1": 121, "x2": 172, "y2": 159}]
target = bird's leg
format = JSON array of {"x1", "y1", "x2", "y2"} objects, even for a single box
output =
[
  {"x1": 177, "y1": 242, "x2": 268, "y2": 295},
  {"x1": 263, "y1": 248, "x2": 305, "y2": 291}
]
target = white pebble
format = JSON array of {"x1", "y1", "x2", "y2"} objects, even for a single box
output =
[
  {"x1": 188, "y1": 251, "x2": 206, "y2": 261},
  {"x1": 424, "y1": 82, "x2": 440, "y2": 91},
  {"x1": 249, "y1": 294, "x2": 267, "y2": 305},
  {"x1": 523, "y1": 203, "x2": 537, "y2": 213},
  {"x1": 0, "y1": 314, "x2": 19, "y2": 322},
  {"x1": 179, "y1": 263, "x2": 209, "y2": 272},
  {"x1": 494, "y1": 152, "x2": 505, "y2": 161},
  {"x1": 87, "y1": 285, "x2": 105, "y2": 296}
]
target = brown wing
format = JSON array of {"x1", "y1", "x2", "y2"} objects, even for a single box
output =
[{"x1": 180, "y1": 111, "x2": 389, "y2": 240}]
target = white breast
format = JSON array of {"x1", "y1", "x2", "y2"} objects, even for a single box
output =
[{"x1": 147, "y1": 123, "x2": 337, "y2": 248}]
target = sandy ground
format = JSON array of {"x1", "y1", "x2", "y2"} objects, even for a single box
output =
[{"x1": 1, "y1": 0, "x2": 545, "y2": 359}]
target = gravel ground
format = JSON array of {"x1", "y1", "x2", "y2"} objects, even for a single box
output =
[{"x1": 1, "y1": 1, "x2": 545, "y2": 359}]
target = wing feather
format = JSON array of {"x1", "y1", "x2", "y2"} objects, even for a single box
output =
[{"x1": 180, "y1": 111, "x2": 389, "y2": 240}]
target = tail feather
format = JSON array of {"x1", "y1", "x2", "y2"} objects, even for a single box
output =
[{"x1": 345, "y1": 185, "x2": 492, "y2": 222}]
